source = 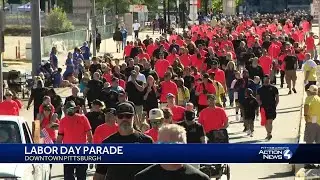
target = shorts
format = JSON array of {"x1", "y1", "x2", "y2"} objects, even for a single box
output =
[
  {"x1": 285, "y1": 70, "x2": 297, "y2": 82},
  {"x1": 304, "y1": 122, "x2": 320, "y2": 143},
  {"x1": 263, "y1": 107, "x2": 277, "y2": 120},
  {"x1": 305, "y1": 81, "x2": 317, "y2": 91}
]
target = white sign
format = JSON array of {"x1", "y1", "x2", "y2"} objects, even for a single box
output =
[
  {"x1": 311, "y1": 0, "x2": 320, "y2": 16},
  {"x1": 129, "y1": 5, "x2": 148, "y2": 12}
]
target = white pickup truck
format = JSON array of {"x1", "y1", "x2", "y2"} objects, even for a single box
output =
[{"x1": 0, "y1": 115, "x2": 51, "y2": 180}]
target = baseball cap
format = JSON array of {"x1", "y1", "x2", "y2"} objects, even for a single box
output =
[
  {"x1": 92, "y1": 99, "x2": 104, "y2": 107},
  {"x1": 149, "y1": 108, "x2": 164, "y2": 120},
  {"x1": 65, "y1": 101, "x2": 76, "y2": 110},
  {"x1": 308, "y1": 85, "x2": 318, "y2": 93},
  {"x1": 167, "y1": 93, "x2": 175, "y2": 98},
  {"x1": 103, "y1": 108, "x2": 117, "y2": 115},
  {"x1": 207, "y1": 94, "x2": 216, "y2": 100},
  {"x1": 116, "y1": 102, "x2": 135, "y2": 115},
  {"x1": 212, "y1": 60, "x2": 218, "y2": 65}
]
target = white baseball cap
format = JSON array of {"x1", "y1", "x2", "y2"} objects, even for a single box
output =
[{"x1": 149, "y1": 108, "x2": 164, "y2": 120}]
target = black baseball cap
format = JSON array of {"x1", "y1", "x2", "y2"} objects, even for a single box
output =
[
  {"x1": 92, "y1": 99, "x2": 104, "y2": 107},
  {"x1": 103, "y1": 108, "x2": 117, "y2": 115},
  {"x1": 116, "y1": 102, "x2": 135, "y2": 115},
  {"x1": 65, "y1": 101, "x2": 76, "y2": 110}
]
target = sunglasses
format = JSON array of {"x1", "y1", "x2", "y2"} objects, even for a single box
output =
[
  {"x1": 150, "y1": 121, "x2": 162, "y2": 126},
  {"x1": 117, "y1": 114, "x2": 133, "y2": 119}
]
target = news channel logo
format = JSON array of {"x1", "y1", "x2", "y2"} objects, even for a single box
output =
[{"x1": 259, "y1": 147, "x2": 293, "y2": 160}]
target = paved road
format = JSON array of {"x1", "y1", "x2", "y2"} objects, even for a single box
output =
[{"x1": 17, "y1": 71, "x2": 304, "y2": 180}]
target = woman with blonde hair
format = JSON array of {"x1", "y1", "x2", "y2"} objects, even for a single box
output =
[
  {"x1": 176, "y1": 78, "x2": 190, "y2": 106},
  {"x1": 225, "y1": 61, "x2": 237, "y2": 106}
]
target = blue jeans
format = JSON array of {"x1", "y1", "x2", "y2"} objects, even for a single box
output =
[
  {"x1": 122, "y1": 38, "x2": 126, "y2": 50},
  {"x1": 228, "y1": 89, "x2": 234, "y2": 105}
]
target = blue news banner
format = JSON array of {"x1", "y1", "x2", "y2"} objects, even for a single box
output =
[{"x1": 0, "y1": 144, "x2": 318, "y2": 164}]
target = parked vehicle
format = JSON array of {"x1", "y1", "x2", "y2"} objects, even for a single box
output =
[{"x1": 0, "y1": 115, "x2": 51, "y2": 180}]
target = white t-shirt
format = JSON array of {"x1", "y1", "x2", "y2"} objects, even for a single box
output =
[
  {"x1": 133, "y1": 23, "x2": 140, "y2": 31},
  {"x1": 128, "y1": 73, "x2": 146, "y2": 84}
]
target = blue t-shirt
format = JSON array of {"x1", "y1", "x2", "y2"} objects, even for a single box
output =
[
  {"x1": 120, "y1": 29, "x2": 128, "y2": 39},
  {"x1": 50, "y1": 53, "x2": 58, "y2": 69},
  {"x1": 52, "y1": 72, "x2": 62, "y2": 88},
  {"x1": 80, "y1": 46, "x2": 90, "y2": 60}
]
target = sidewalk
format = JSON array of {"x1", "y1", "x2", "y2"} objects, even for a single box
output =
[{"x1": 3, "y1": 30, "x2": 163, "y2": 74}]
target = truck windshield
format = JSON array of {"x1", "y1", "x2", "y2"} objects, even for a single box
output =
[{"x1": 0, "y1": 121, "x2": 22, "y2": 143}]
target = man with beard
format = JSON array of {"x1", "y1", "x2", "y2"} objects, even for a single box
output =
[
  {"x1": 94, "y1": 102, "x2": 153, "y2": 180},
  {"x1": 247, "y1": 57, "x2": 264, "y2": 81}
]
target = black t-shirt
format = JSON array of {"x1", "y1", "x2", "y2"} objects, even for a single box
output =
[
  {"x1": 135, "y1": 164, "x2": 210, "y2": 180},
  {"x1": 96, "y1": 132, "x2": 153, "y2": 180},
  {"x1": 125, "y1": 66, "x2": 135, "y2": 79},
  {"x1": 126, "y1": 80, "x2": 145, "y2": 106},
  {"x1": 51, "y1": 95, "x2": 63, "y2": 113},
  {"x1": 242, "y1": 96, "x2": 259, "y2": 120},
  {"x1": 89, "y1": 64, "x2": 102, "y2": 76},
  {"x1": 64, "y1": 95, "x2": 86, "y2": 113},
  {"x1": 262, "y1": 41, "x2": 271, "y2": 50},
  {"x1": 100, "y1": 88, "x2": 119, "y2": 109},
  {"x1": 30, "y1": 87, "x2": 47, "y2": 109},
  {"x1": 177, "y1": 121, "x2": 205, "y2": 143},
  {"x1": 85, "y1": 111, "x2": 105, "y2": 134},
  {"x1": 284, "y1": 55, "x2": 298, "y2": 70},
  {"x1": 184, "y1": 75, "x2": 195, "y2": 90},
  {"x1": 142, "y1": 69, "x2": 159, "y2": 82},
  {"x1": 87, "y1": 79, "x2": 103, "y2": 100},
  {"x1": 143, "y1": 86, "x2": 159, "y2": 112},
  {"x1": 257, "y1": 85, "x2": 279, "y2": 108}
]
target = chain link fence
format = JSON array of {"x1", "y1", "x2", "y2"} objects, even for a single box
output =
[{"x1": 41, "y1": 23, "x2": 115, "y2": 56}]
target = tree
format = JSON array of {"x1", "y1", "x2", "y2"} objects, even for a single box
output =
[
  {"x1": 46, "y1": 7, "x2": 74, "y2": 33},
  {"x1": 209, "y1": 0, "x2": 243, "y2": 12},
  {"x1": 96, "y1": 0, "x2": 158, "y2": 14}
]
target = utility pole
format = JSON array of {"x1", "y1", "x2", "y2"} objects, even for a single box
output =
[
  {"x1": 31, "y1": 0, "x2": 42, "y2": 76},
  {"x1": 91, "y1": 0, "x2": 96, "y2": 57},
  {"x1": 0, "y1": 9, "x2": 4, "y2": 102}
]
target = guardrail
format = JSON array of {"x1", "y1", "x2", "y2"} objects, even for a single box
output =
[{"x1": 41, "y1": 23, "x2": 115, "y2": 56}]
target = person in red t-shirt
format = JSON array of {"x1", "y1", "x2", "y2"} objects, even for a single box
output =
[
  {"x1": 159, "y1": 72, "x2": 178, "y2": 107},
  {"x1": 144, "y1": 108, "x2": 165, "y2": 142},
  {"x1": 306, "y1": 32, "x2": 316, "y2": 59},
  {"x1": 166, "y1": 93, "x2": 186, "y2": 123},
  {"x1": 38, "y1": 104, "x2": 59, "y2": 142},
  {"x1": 195, "y1": 73, "x2": 216, "y2": 113},
  {"x1": 57, "y1": 101, "x2": 92, "y2": 179},
  {"x1": 93, "y1": 108, "x2": 118, "y2": 144},
  {"x1": 155, "y1": 54, "x2": 170, "y2": 79},
  {"x1": 207, "y1": 60, "x2": 226, "y2": 90},
  {"x1": 0, "y1": 90, "x2": 20, "y2": 116},
  {"x1": 259, "y1": 49, "x2": 273, "y2": 75},
  {"x1": 198, "y1": 94, "x2": 229, "y2": 134},
  {"x1": 123, "y1": 41, "x2": 133, "y2": 60}
]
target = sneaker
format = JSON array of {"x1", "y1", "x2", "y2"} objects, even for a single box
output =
[
  {"x1": 288, "y1": 91, "x2": 292, "y2": 95},
  {"x1": 250, "y1": 132, "x2": 253, "y2": 137},
  {"x1": 243, "y1": 128, "x2": 247, "y2": 132},
  {"x1": 247, "y1": 130, "x2": 251, "y2": 136},
  {"x1": 292, "y1": 88, "x2": 297, "y2": 93},
  {"x1": 236, "y1": 114, "x2": 240, "y2": 121},
  {"x1": 265, "y1": 135, "x2": 272, "y2": 141}
]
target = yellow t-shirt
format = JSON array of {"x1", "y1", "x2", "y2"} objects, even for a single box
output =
[
  {"x1": 177, "y1": 87, "x2": 190, "y2": 105},
  {"x1": 213, "y1": 81, "x2": 225, "y2": 105},
  {"x1": 304, "y1": 95, "x2": 320, "y2": 125},
  {"x1": 303, "y1": 60, "x2": 317, "y2": 82}
]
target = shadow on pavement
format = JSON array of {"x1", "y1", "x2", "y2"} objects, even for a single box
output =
[
  {"x1": 277, "y1": 106, "x2": 302, "y2": 111},
  {"x1": 229, "y1": 135, "x2": 246, "y2": 140},
  {"x1": 277, "y1": 109, "x2": 300, "y2": 114},
  {"x1": 237, "y1": 139, "x2": 265, "y2": 144},
  {"x1": 258, "y1": 171, "x2": 293, "y2": 179}
]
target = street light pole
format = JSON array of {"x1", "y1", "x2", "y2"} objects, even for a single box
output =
[
  {"x1": 0, "y1": 9, "x2": 4, "y2": 102},
  {"x1": 31, "y1": 0, "x2": 42, "y2": 76},
  {"x1": 91, "y1": 0, "x2": 96, "y2": 57}
]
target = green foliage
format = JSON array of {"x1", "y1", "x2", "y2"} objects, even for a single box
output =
[
  {"x1": 46, "y1": 7, "x2": 74, "y2": 34},
  {"x1": 210, "y1": 0, "x2": 243, "y2": 12},
  {"x1": 96, "y1": 0, "x2": 159, "y2": 14}
]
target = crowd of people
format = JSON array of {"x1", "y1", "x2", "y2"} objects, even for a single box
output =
[{"x1": 1, "y1": 10, "x2": 320, "y2": 179}]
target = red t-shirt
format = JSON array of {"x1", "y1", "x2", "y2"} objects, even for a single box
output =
[
  {"x1": 198, "y1": 107, "x2": 228, "y2": 133},
  {"x1": 58, "y1": 114, "x2": 92, "y2": 144},
  {"x1": 180, "y1": 54, "x2": 191, "y2": 67},
  {"x1": 119, "y1": 79, "x2": 126, "y2": 89},
  {"x1": 196, "y1": 82, "x2": 216, "y2": 106},
  {"x1": 306, "y1": 37, "x2": 315, "y2": 50},
  {"x1": 93, "y1": 123, "x2": 118, "y2": 143},
  {"x1": 124, "y1": 45, "x2": 133, "y2": 57},
  {"x1": 145, "y1": 128, "x2": 158, "y2": 142},
  {"x1": 168, "y1": 105, "x2": 186, "y2": 122},
  {"x1": 166, "y1": 54, "x2": 179, "y2": 65},
  {"x1": 147, "y1": 44, "x2": 158, "y2": 56},
  {"x1": 268, "y1": 44, "x2": 280, "y2": 59},
  {"x1": 259, "y1": 55, "x2": 273, "y2": 75},
  {"x1": 137, "y1": 53, "x2": 150, "y2": 61},
  {"x1": 0, "y1": 100, "x2": 20, "y2": 116},
  {"x1": 103, "y1": 72, "x2": 113, "y2": 83},
  {"x1": 13, "y1": 99, "x2": 22, "y2": 110},
  {"x1": 159, "y1": 80, "x2": 178, "y2": 103},
  {"x1": 155, "y1": 59, "x2": 170, "y2": 79},
  {"x1": 207, "y1": 68, "x2": 226, "y2": 85},
  {"x1": 41, "y1": 116, "x2": 58, "y2": 141}
]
